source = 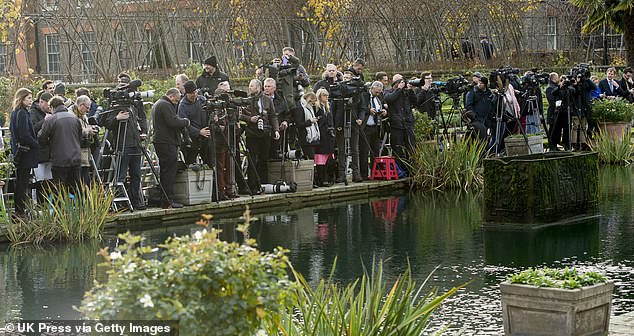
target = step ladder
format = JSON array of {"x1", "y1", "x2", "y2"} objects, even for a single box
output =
[{"x1": 110, "y1": 182, "x2": 133, "y2": 212}]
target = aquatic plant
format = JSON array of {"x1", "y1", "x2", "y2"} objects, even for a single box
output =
[
  {"x1": 408, "y1": 136, "x2": 486, "y2": 191},
  {"x1": 507, "y1": 267, "x2": 608, "y2": 289},
  {"x1": 591, "y1": 131, "x2": 633, "y2": 165},
  {"x1": 7, "y1": 183, "x2": 113, "y2": 244}
]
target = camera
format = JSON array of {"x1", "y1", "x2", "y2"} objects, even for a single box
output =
[
  {"x1": 103, "y1": 79, "x2": 154, "y2": 109},
  {"x1": 426, "y1": 76, "x2": 469, "y2": 95},
  {"x1": 489, "y1": 67, "x2": 520, "y2": 89},
  {"x1": 329, "y1": 77, "x2": 367, "y2": 99},
  {"x1": 272, "y1": 148, "x2": 303, "y2": 161},
  {"x1": 262, "y1": 181, "x2": 298, "y2": 194},
  {"x1": 522, "y1": 70, "x2": 550, "y2": 89},
  {"x1": 569, "y1": 63, "x2": 591, "y2": 82}
]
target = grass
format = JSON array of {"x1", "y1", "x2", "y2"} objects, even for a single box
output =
[
  {"x1": 7, "y1": 183, "x2": 114, "y2": 245},
  {"x1": 408, "y1": 136, "x2": 487, "y2": 191}
]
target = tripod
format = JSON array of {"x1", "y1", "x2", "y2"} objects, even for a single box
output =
[
  {"x1": 520, "y1": 86, "x2": 548, "y2": 136},
  {"x1": 106, "y1": 105, "x2": 168, "y2": 211},
  {"x1": 491, "y1": 89, "x2": 531, "y2": 155},
  {"x1": 332, "y1": 97, "x2": 354, "y2": 185}
]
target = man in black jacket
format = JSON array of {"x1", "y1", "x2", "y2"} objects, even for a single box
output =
[
  {"x1": 598, "y1": 67, "x2": 626, "y2": 98},
  {"x1": 264, "y1": 78, "x2": 291, "y2": 157},
  {"x1": 153, "y1": 88, "x2": 190, "y2": 208},
  {"x1": 618, "y1": 67, "x2": 634, "y2": 102},
  {"x1": 195, "y1": 56, "x2": 230, "y2": 94},
  {"x1": 38, "y1": 96, "x2": 83, "y2": 190},
  {"x1": 385, "y1": 74, "x2": 417, "y2": 172},
  {"x1": 178, "y1": 81, "x2": 212, "y2": 165},
  {"x1": 104, "y1": 73, "x2": 149, "y2": 211}
]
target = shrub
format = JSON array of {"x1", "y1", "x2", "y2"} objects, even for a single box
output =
[
  {"x1": 592, "y1": 131, "x2": 633, "y2": 165},
  {"x1": 265, "y1": 262, "x2": 464, "y2": 336},
  {"x1": 408, "y1": 136, "x2": 486, "y2": 191},
  {"x1": 414, "y1": 111, "x2": 435, "y2": 140},
  {"x1": 7, "y1": 183, "x2": 114, "y2": 244},
  {"x1": 507, "y1": 267, "x2": 608, "y2": 289},
  {"x1": 592, "y1": 98, "x2": 634, "y2": 123},
  {"x1": 80, "y1": 216, "x2": 294, "y2": 336}
]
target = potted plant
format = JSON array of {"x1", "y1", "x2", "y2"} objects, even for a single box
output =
[
  {"x1": 501, "y1": 267, "x2": 613, "y2": 336},
  {"x1": 592, "y1": 98, "x2": 634, "y2": 139},
  {"x1": 505, "y1": 133, "x2": 544, "y2": 156}
]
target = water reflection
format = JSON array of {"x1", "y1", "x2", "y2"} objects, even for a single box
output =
[
  {"x1": 1, "y1": 167, "x2": 634, "y2": 333},
  {"x1": 0, "y1": 241, "x2": 101, "y2": 322}
]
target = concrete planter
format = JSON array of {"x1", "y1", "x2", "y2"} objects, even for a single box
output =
[
  {"x1": 505, "y1": 135, "x2": 544, "y2": 156},
  {"x1": 173, "y1": 169, "x2": 213, "y2": 205},
  {"x1": 501, "y1": 281, "x2": 614, "y2": 336}
]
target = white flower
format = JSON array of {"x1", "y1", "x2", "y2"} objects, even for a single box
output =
[
  {"x1": 123, "y1": 262, "x2": 137, "y2": 274},
  {"x1": 255, "y1": 330, "x2": 267, "y2": 336},
  {"x1": 110, "y1": 251, "x2": 122, "y2": 260},
  {"x1": 139, "y1": 294, "x2": 154, "y2": 308},
  {"x1": 193, "y1": 229, "x2": 207, "y2": 240}
]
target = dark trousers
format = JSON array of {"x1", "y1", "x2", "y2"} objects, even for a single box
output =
[
  {"x1": 116, "y1": 146, "x2": 143, "y2": 206},
  {"x1": 52, "y1": 165, "x2": 80, "y2": 192},
  {"x1": 335, "y1": 124, "x2": 360, "y2": 179},
  {"x1": 550, "y1": 110, "x2": 571, "y2": 150},
  {"x1": 245, "y1": 135, "x2": 271, "y2": 193},
  {"x1": 390, "y1": 127, "x2": 415, "y2": 172},
  {"x1": 359, "y1": 125, "x2": 380, "y2": 178},
  {"x1": 155, "y1": 143, "x2": 179, "y2": 203},
  {"x1": 14, "y1": 166, "x2": 31, "y2": 215}
]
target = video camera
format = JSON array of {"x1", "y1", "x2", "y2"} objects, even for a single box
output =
[
  {"x1": 330, "y1": 77, "x2": 367, "y2": 99},
  {"x1": 103, "y1": 79, "x2": 154, "y2": 108},
  {"x1": 522, "y1": 70, "x2": 550, "y2": 89},
  {"x1": 569, "y1": 63, "x2": 591, "y2": 82},
  {"x1": 413, "y1": 76, "x2": 469, "y2": 96},
  {"x1": 201, "y1": 89, "x2": 250, "y2": 111},
  {"x1": 489, "y1": 67, "x2": 520, "y2": 89}
]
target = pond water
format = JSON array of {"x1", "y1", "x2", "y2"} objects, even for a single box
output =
[{"x1": 1, "y1": 166, "x2": 633, "y2": 334}]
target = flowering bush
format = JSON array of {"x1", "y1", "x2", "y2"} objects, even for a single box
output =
[
  {"x1": 592, "y1": 98, "x2": 634, "y2": 123},
  {"x1": 80, "y1": 214, "x2": 294, "y2": 336}
]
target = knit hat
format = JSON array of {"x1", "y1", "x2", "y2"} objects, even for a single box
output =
[
  {"x1": 39, "y1": 92, "x2": 53, "y2": 102},
  {"x1": 473, "y1": 72, "x2": 483, "y2": 79},
  {"x1": 184, "y1": 80, "x2": 197, "y2": 94},
  {"x1": 204, "y1": 56, "x2": 218, "y2": 67},
  {"x1": 54, "y1": 82, "x2": 66, "y2": 95}
]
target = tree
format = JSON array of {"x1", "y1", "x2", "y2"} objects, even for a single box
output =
[{"x1": 570, "y1": 0, "x2": 634, "y2": 65}]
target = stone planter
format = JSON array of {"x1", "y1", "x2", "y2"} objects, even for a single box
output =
[
  {"x1": 501, "y1": 281, "x2": 614, "y2": 336},
  {"x1": 173, "y1": 169, "x2": 213, "y2": 205},
  {"x1": 505, "y1": 135, "x2": 544, "y2": 156},
  {"x1": 597, "y1": 121, "x2": 630, "y2": 140}
]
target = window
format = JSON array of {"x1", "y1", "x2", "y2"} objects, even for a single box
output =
[
  {"x1": 187, "y1": 29, "x2": 203, "y2": 63},
  {"x1": 547, "y1": 16, "x2": 557, "y2": 50},
  {"x1": 46, "y1": 34, "x2": 61, "y2": 75},
  {"x1": 43, "y1": 0, "x2": 58, "y2": 10},
  {"x1": 404, "y1": 27, "x2": 420, "y2": 61},
  {"x1": 0, "y1": 44, "x2": 6, "y2": 73},
  {"x1": 81, "y1": 32, "x2": 96, "y2": 76}
]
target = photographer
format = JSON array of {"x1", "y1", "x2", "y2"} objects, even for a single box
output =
[
  {"x1": 571, "y1": 68, "x2": 597, "y2": 150},
  {"x1": 212, "y1": 81, "x2": 241, "y2": 200},
  {"x1": 74, "y1": 95, "x2": 99, "y2": 185},
  {"x1": 385, "y1": 74, "x2": 417, "y2": 172},
  {"x1": 465, "y1": 76, "x2": 494, "y2": 128},
  {"x1": 38, "y1": 95, "x2": 83, "y2": 191},
  {"x1": 263, "y1": 78, "x2": 292, "y2": 158},
  {"x1": 347, "y1": 58, "x2": 365, "y2": 81},
  {"x1": 178, "y1": 81, "x2": 213, "y2": 165},
  {"x1": 240, "y1": 79, "x2": 279, "y2": 194},
  {"x1": 103, "y1": 73, "x2": 149, "y2": 211},
  {"x1": 279, "y1": 47, "x2": 310, "y2": 109},
  {"x1": 152, "y1": 88, "x2": 190, "y2": 208},
  {"x1": 314, "y1": 88, "x2": 335, "y2": 186},
  {"x1": 359, "y1": 81, "x2": 386, "y2": 180},
  {"x1": 313, "y1": 64, "x2": 341, "y2": 93},
  {"x1": 416, "y1": 72, "x2": 437, "y2": 119},
  {"x1": 195, "y1": 56, "x2": 230, "y2": 94},
  {"x1": 548, "y1": 73, "x2": 572, "y2": 151},
  {"x1": 29, "y1": 91, "x2": 53, "y2": 186}
]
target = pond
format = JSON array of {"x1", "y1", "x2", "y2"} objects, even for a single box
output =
[{"x1": 1, "y1": 166, "x2": 633, "y2": 334}]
